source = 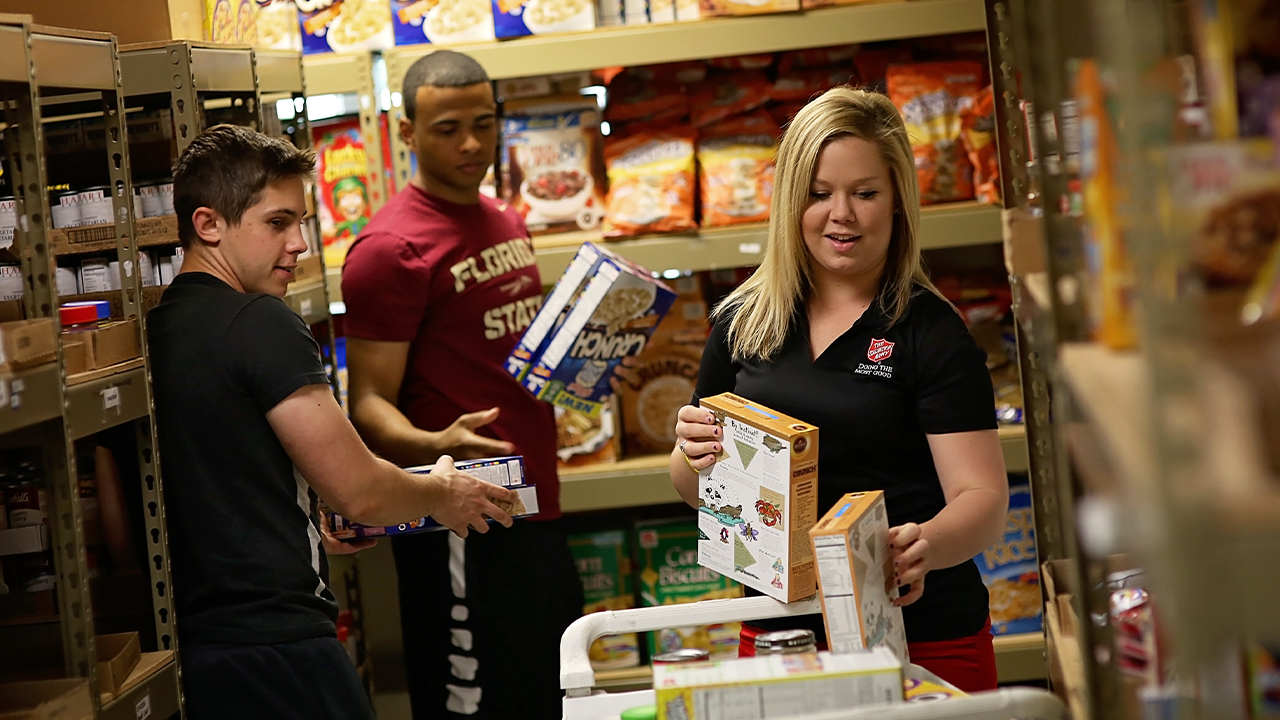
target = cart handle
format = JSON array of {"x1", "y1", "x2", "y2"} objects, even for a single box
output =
[
  {"x1": 775, "y1": 687, "x2": 1065, "y2": 720},
  {"x1": 561, "y1": 595, "x2": 822, "y2": 692}
]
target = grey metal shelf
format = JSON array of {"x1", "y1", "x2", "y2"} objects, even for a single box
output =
[
  {"x1": 120, "y1": 41, "x2": 257, "y2": 97},
  {"x1": 0, "y1": 363, "x2": 63, "y2": 436},
  {"x1": 65, "y1": 365, "x2": 150, "y2": 442},
  {"x1": 255, "y1": 48, "x2": 304, "y2": 96}
]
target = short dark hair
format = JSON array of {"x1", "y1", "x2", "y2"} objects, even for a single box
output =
[
  {"x1": 403, "y1": 50, "x2": 490, "y2": 122},
  {"x1": 172, "y1": 124, "x2": 316, "y2": 248}
]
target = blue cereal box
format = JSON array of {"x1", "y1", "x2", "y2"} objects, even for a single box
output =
[
  {"x1": 391, "y1": 0, "x2": 496, "y2": 46},
  {"x1": 505, "y1": 242, "x2": 604, "y2": 382},
  {"x1": 492, "y1": 0, "x2": 595, "y2": 38},
  {"x1": 328, "y1": 456, "x2": 537, "y2": 540},
  {"x1": 297, "y1": 0, "x2": 394, "y2": 55},
  {"x1": 523, "y1": 253, "x2": 675, "y2": 418},
  {"x1": 975, "y1": 478, "x2": 1042, "y2": 635}
]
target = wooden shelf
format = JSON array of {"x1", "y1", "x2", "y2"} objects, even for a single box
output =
[
  {"x1": 561, "y1": 425, "x2": 1027, "y2": 513},
  {"x1": 1058, "y1": 342, "x2": 1152, "y2": 492}
]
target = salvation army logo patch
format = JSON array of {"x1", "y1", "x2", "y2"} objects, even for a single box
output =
[{"x1": 867, "y1": 338, "x2": 895, "y2": 363}]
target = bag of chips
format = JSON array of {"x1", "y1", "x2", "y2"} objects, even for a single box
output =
[
  {"x1": 852, "y1": 43, "x2": 914, "y2": 92},
  {"x1": 689, "y1": 71, "x2": 772, "y2": 128},
  {"x1": 606, "y1": 77, "x2": 689, "y2": 126},
  {"x1": 697, "y1": 111, "x2": 780, "y2": 227},
  {"x1": 707, "y1": 54, "x2": 775, "y2": 71},
  {"x1": 887, "y1": 61, "x2": 984, "y2": 204},
  {"x1": 769, "y1": 67, "x2": 858, "y2": 103},
  {"x1": 603, "y1": 126, "x2": 698, "y2": 237},
  {"x1": 623, "y1": 60, "x2": 709, "y2": 86},
  {"x1": 961, "y1": 85, "x2": 1000, "y2": 204},
  {"x1": 777, "y1": 45, "x2": 858, "y2": 75},
  {"x1": 768, "y1": 101, "x2": 809, "y2": 127}
]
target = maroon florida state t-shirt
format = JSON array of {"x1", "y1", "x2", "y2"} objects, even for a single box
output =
[{"x1": 342, "y1": 186, "x2": 559, "y2": 518}]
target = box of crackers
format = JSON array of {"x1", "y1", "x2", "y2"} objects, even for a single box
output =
[
  {"x1": 696, "y1": 392, "x2": 818, "y2": 603},
  {"x1": 327, "y1": 456, "x2": 536, "y2": 540}
]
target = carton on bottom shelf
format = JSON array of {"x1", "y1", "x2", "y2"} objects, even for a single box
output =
[
  {"x1": 569, "y1": 529, "x2": 641, "y2": 670},
  {"x1": 0, "y1": 679, "x2": 92, "y2": 720},
  {"x1": 653, "y1": 647, "x2": 903, "y2": 720}
]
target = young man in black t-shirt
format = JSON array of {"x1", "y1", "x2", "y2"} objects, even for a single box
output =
[{"x1": 147, "y1": 125, "x2": 518, "y2": 720}]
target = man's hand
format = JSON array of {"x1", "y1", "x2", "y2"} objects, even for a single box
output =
[
  {"x1": 318, "y1": 509, "x2": 378, "y2": 555},
  {"x1": 428, "y1": 455, "x2": 517, "y2": 538},
  {"x1": 438, "y1": 408, "x2": 517, "y2": 460}
]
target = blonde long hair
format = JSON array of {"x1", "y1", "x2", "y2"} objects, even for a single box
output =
[{"x1": 714, "y1": 87, "x2": 943, "y2": 362}]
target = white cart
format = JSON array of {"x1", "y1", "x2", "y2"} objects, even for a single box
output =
[{"x1": 561, "y1": 595, "x2": 1064, "y2": 720}]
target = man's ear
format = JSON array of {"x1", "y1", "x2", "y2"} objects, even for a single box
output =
[
  {"x1": 191, "y1": 207, "x2": 223, "y2": 246},
  {"x1": 399, "y1": 117, "x2": 418, "y2": 154}
]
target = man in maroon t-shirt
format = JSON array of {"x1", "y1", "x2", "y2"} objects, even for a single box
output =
[{"x1": 342, "y1": 51, "x2": 581, "y2": 719}]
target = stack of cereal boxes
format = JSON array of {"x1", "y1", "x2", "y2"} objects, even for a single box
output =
[
  {"x1": 568, "y1": 529, "x2": 642, "y2": 670},
  {"x1": 636, "y1": 518, "x2": 742, "y2": 659},
  {"x1": 507, "y1": 242, "x2": 676, "y2": 419}
]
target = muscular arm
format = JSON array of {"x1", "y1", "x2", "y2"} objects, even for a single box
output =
[
  {"x1": 918, "y1": 429, "x2": 1009, "y2": 570},
  {"x1": 268, "y1": 383, "x2": 513, "y2": 534},
  {"x1": 346, "y1": 338, "x2": 513, "y2": 467}
]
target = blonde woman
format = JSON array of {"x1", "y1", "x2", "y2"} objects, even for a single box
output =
[{"x1": 670, "y1": 87, "x2": 1008, "y2": 691}]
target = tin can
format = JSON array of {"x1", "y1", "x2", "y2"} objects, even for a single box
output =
[
  {"x1": 651, "y1": 648, "x2": 711, "y2": 664},
  {"x1": 6, "y1": 481, "x2": 47, "y2": 528},
  {"x1": 132, "y1": 190, "x2": 144, "y2": 218},
  {"x1": 0, "y1": 196, "x2": 15, "y2": 249},
  {"x1": 13, "y1": 550, "x2": 56, "y2": 592},
  {"x1": 77, "y1": 186, "x2": 114, "y2": 226},
  {"x1": 137, "y1": 180, "x2": 175, "y2": 218},
  {"x1": 754, "y1": 629, "x2": 817, "y2": 655},
  {"x1": 50, "y1": 189, "x2": 81, "y2": 229}
]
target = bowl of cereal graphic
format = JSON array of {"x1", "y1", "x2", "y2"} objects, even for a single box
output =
[
  {"x1": 325, "y1": 0, "x2": 395, "y2": 53},
  {"x1": 520, "y1": 168, "x2": 594, "y2": 221},
  {"x1": 521, "y1": 0, "x2": 594, "y2": 35},
  {"x1": 424, "y1": 0, "x2": 496, "y2": 44}
]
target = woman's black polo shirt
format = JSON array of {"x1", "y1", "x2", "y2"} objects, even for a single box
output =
[{"x1": 693, "y1": 286, "x2": 997, "y2": 643}]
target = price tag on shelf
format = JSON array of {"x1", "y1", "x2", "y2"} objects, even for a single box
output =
[
  {"x1": 103, "y1": 386, "x2": 120, "y2": 412},
  {"x1": 135, "y1": 693, "x2": 151, "y2": 720},
  {"x1": 12, "y1": 379, "x2": 25, "y2": 394},
  {"x1": 300, "y1": 298, "x2": 313, "y2": 318},
  {"x1": 738, "y1": 242, "x2": 762, "y2": 255}
]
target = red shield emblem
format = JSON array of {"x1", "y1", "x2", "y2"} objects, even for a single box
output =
[{"x1": 867, "y1": 338, "x2": 895, "y2": 363}]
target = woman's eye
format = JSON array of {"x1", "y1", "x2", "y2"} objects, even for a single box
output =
[
  {"x1": 856, "y1": 191, "x2": 879, "y2": 200},
  {"x1": 809, "y1": 191, "x2": 830, "y2": 200}
]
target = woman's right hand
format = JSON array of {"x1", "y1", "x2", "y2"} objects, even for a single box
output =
[{"x1": 674, "y1": 405, "x2": 723, "y2": 471}]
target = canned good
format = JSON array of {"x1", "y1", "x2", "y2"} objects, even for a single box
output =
[
  {"x1": 56, "y1": 266, "x2": 79, "y2": 297},
  {"x1": 132, "y1": 190, "x2": 144, "y2": 218},
  {"x1": 50, "y1": 189, "x2": 80, "y2": 229},
  {"x1": 0, "y1": 196, "x2": 15, "y2": 249},
  {"x1": 77, "y1": 186, "x2": 113, "y2": 226},
  {"x1": 13, "y1": 550, "x2": 56, "y2": 592},
  {"x1": 6, "y1": 481, "x2": 47, "y2": 528},
  {"x1": 652, "y1": 648, "x2": 711, "y2": 664},
  {"x1": 137, "y1": 180, "x2": 175, "y2": 218},
  {"x1": 754, "y1": 629, "x2": 817, "y2": 655}
]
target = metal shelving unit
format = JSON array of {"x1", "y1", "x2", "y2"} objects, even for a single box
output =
[{"x1": 0, "y1": 15, "x2": 183, "y2": 718}]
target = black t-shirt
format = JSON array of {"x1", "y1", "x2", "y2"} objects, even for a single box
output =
[
  {"x1": 694, "y1": 286, "x2": 997, "y2": 643},
  {"x1": 147, "y1": 273, "x2": 337, "y2": 646}
]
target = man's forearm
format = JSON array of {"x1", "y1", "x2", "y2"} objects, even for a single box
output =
[
  {"x1": 338, "y1": 457, "x2": 446, "y2": 526},
  {"x1": 350, "y1": 394, "x2": 444, "y2": 467}
]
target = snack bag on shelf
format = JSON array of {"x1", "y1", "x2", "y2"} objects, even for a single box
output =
[
  {"x1": 689, "y1": 72, "x2": 773, "y2": 128},
  {"x1": 298, "y1": 0, "x2": 394, "y2": 54},
  {"x1": 492, "y1": 0, "x2": 596, "y2": 38},
  {"x1": 777, "y1": 46, "x2": 859, "y2": 74},
  {"x1": 696, "y1": 0, "x2": 797, "y2": 17},
  {"x1": 255, "y1": 0, "x2": 302, "y2": 50},
  {"x1": 974, "y1": 478, "x2": 1041, "y2": 635},
  {"x1": 568, "y1": 529, "x2": 642, "y2": 670},
  {"x1": 992, "y1": 361, "x2": 1024, "y2": 424},
  {"x1": 769, "y1": 67, "x2": 859, "y2": 104},
  {"x1": 886, "y1": 61, "x2": 983, "y2": 205},
  {"x1": 606, "y1": 76, "x2": 690, "y2": 127},
  {"x1": 696, "y1": 392, "x2": 819, "y2": 603},
  {"x1": 707, "y1": 55, "x2": 776, "y2": 71},
  {"x1": 391, "y1": 0, "x2": 497, "y2": 45},
  {"x1": 697, "y1": 111, "x2": 779, "y2": 227},
  {"x1": 619, "y1": 275, "x2": 709, "y2": 456},
  {"x1": 852, "y1": 43, "x2": 915, "y2": 93},
  {"x1": 501, "y1": 107, "x2": 608, "y2": 236},
  {"x1": 622, "y1": 61, "x2": 709, "y2": 86},
  {"x1": 556, "y1": 399, "x2": 621, "y2": 468},
  {"x1": 312, "y1": 118, "x2": 375, "y2": 268},
  {"x1": 204, "y1": 0, "x2": 259, "y2": 44},
  {"x1": 602, "y1": 126, "x2": 698, "y2": 238},
  {"x1": 960, "y1": 85, "x2": 1001, "y2": 205},
  {"x1": 635, "y1": 518, "x2": 743, "y2": 660},
  {"x1": 769, "y1": 102, "x2": 809, "y2": 127}
]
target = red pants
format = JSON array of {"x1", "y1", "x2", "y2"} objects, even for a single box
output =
[{"x1": 739, "y1": 618, "x2": 998, "y2": 693}]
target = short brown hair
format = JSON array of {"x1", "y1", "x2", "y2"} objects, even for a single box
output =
[{"x1": 172, "y1": 125, "x2": 316, "y2": 248}]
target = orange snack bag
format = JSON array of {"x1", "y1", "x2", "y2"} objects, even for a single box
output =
[
  {"x1": 707, "y1": 54, "x2": 776, "y2": 71},
  {"x1": 768, "y1": 101, "x2": 809, "y2": 127},
  {"x1": 603, "y1": 126, "x2": 699, "y2": 238},
  {"x1": 697, "y1": 111, "x2": 780, "y2": 227},
  {"x1": 770, "y1": 67, "x2": 858, "y2": 103},
  {"x1": 690, "y1": 71, "x2": 772, "y2": 128},
  {"x1": 887, "y1": 61, "x2": 984, "y2": 204},
  {"x1": 960, "y1": 85, "x2": 1000, "y2": 204}
]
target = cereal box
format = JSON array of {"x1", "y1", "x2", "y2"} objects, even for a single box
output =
[
  {"x1": 696, "y1": 393, "x2": 818, "y2": 603},
  {"x1": 653, "y1": 648, "x2": 903, "y2": 720},
  {"x1": 492, "y1": 0, "x2": 595, "y2": 38},
  {"x1": 556, "y1": 399, "x2": 621, "y2": 468},
  {"x1": 328, "y1": 456, "x2": 537, "y2": 540},
  {"x1": 523, "y1": 253, "x2": 676, "y2": 418},
  {"x1": 568, "y1": 529, "x2": 642, "y2": 670},
  {"x1": 502, "y1": 109, "x2": 608, "y2": 236},
  {"x1": 205, "y1": 0, "x2": 259, "y2": 43},
  {"x1": 974, "y1": 478, "x2": 1042, "y2": 635},
  {"x1": 312, "y1": 118, "x2": 375, "y2": 268},
  {"x1": 297, "y1": 0, "x2": 394, "y2": 54},
  {"x1": 255, "y1": 0, "x2": 302, "y2": 50},
  {"x1": 506, "y1": 243, "x2": 604, "y2": 382},
  {"x1": 635, "y1": 518, "x2": 742, "y2": 660},
  {"x1": 810, "y1": 491, "x2": 909, "y2": 665},
  {"x1": 696, "y1": 0, "x2": 797, "y2": 17},
  {"x1": 391, "y1": 0, "x2": 496, "y2": 45}
]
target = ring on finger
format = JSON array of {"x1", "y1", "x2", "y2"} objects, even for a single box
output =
[{"x1": 679, "y1": 440, "x2": 688, "y2": 456}]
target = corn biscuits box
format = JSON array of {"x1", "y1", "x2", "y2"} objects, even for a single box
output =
[
  {"x1": 523, "y1": 252, "x2": 675, "y2": 418},
  {"x1": 810, "y1": 491, "x2": 909, "y2": 665},
  {"x1": 696, "y1": 393, "x2": 818, "y2": 603},
  {"x1": 328, "y1": 456, "x2": 536, "y2": 540},
  {"x1": 568, "y1": 529, "x2": 641, "y2": 670}
]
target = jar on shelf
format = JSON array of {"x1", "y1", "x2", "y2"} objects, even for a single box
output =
[{"x1": 754, "y1": 629, "x2": 817, "y2": 656}]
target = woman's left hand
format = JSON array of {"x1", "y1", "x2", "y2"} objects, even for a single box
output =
[
  {"x1": 889, "y1": 523, "x2": 930, "y2": 607},
  {"x1": 319, "y1": 510, "x2": 378, "y2": 555}
]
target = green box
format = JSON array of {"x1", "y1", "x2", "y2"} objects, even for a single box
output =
[{"x1": 568, "y1": 529, "x2": 640, "y2": 670}]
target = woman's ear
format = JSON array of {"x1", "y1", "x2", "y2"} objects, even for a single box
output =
[{"x1": 191, "y1": 207, "x2": 223, "y2": 246}]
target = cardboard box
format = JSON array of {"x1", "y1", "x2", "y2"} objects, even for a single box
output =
[
  {"x1": 524, "y1": 252, "x2": 675, "y2": 418},
  {"x1": 696, "y1": 392, "x2": 819, "y2": 603},
  {"x1": 256, "y1": 0, "x2": 302, "y2": 50},
  {"x1": 974, "y1": 478, "x2": 1042, "y2": 635},
  {"x1": 507, "y1": 243, "x2": 604, "y2": 382},
  {"x1": 653, "y1": 648, "x2": 903, "y2": 720},
  {"x1": 328, "y1": 456, "x2": 538, "y2": 540},
  {"x1": 60, "y1": 341, "x2": 88, "y2": 376},
  {"x1": 0, "y1": 526, "x2": 49, "y2": 556},
  {"x1": 293, "y1": 254, "x2": 325, "y2": 286},
  {"x1": 392, "y1": 0, "x2": 496, "y2": 45},
  {"x1": 94, "y1": 633, "x2": 141, "y2": 698},
  {"x1": 202, "y1": 0, "x2": 259, "y2": 42},
  {"x1": 299, "y1": 0, "x2": 394, "y2": 54},
  {"x1": 635, "y1": 518, "x2": 742, "y2": 660},
  {"x1": 0, "y1": 679, "x2": 92, "y2": 720},
  {"x1": 568, "y1": 529, "x2": 641, "y2": 670},
  {"x1": 0, "y1": 320, "x2": 57, "y2": 371},
  {"x1": 62, "y1": 319, "x2": 141, "y2": 371},
  {"x1": 1, "y1": 0, "x2": 204, "y2": 45},
  {"x1": 492, "y1": 0, "x2": 595, "y2": 38},
  {"x1": 809, "y1": 491, "x2": 908, "y2": 665}
]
